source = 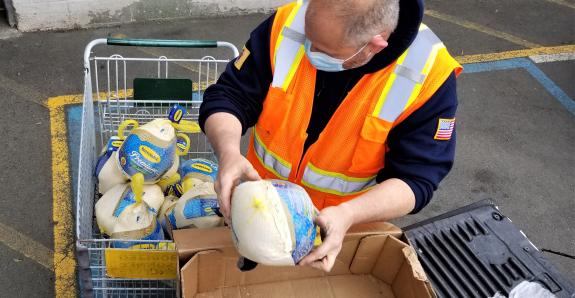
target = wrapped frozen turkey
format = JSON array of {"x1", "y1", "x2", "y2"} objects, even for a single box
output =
[
  {"x1": 157, "y1": 173, "x2": 183, "y2": 197},
  {"x1": 162, "y1": 181, "x2": 223, "y2": 230},
  {"x1": 95, "y1": 183, "x2": 165, "y2": 247},
  {"x1": 179, "y1": 158, "x2": 219, "y2": 191},
  {"x1": 158, "y1": 195, "x2": 178, "y2": 233},
  {"x1": 117, "y1": 119, "x2": 182, "y2": 183},
  {"x1": 95, "y1": 136, "x2": 127, "y2": 194},
  {"x1": 230, "y1": 180, "x2": 320, "y2": 266},
  {"x1": 96, "y1": 104, "x2": 198, "y2": 194}
]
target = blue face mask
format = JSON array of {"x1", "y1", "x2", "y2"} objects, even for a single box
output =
[{"x1": 304, "y1": 39, "x2": 368, "y2": 72}]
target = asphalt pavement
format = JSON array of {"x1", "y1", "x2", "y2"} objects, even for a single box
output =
[{"x1": 0, "y1": 0, "x2": 573, "y2": 296}]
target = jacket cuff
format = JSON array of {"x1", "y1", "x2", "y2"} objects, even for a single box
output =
[
  {"x1": 398, "y1": 177, "x2": 433, "y2": 214},
  {"x1": 198, "y1": 107, "x2": 247, "y2": 135}
]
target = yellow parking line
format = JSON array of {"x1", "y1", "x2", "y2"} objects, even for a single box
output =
[
  {"x1": 0, "y1": 220, "x2": 53, "y2": 269},
  {"x1": 545, "y1": 0, "x2": 575, "y2": 9},
  {"x1": 47, "y1": 94, "x2": 82, "y2": 298},
  {"x1": 425, "y1": 10, "x2": 542, "y2": 48},
  {"x1": 455, "y1": 44, "x2": 575, "y2": 64}
]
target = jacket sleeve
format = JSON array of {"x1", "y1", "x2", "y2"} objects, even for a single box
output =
[
  {"x1": 199, "y1": 13, "x2": 275, "y2": 135},
  {"x1": 376, "y1": 72, "x2": 458, "y2": 213}
]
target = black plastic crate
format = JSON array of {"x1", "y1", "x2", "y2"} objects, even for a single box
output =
[{"x1": 404, "y1": 200, "x2": 574, "y2": 298}]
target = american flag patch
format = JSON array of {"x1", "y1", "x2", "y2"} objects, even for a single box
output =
[{"x1": 434, "y1": 118, "x2": 455, "y2": 140}]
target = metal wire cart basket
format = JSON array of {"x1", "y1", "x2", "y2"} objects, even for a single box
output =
[{"x1": 76, "y1": 38, "x2": 239, "y2": 297}]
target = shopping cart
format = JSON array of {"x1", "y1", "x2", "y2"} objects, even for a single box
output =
[{"x1": 76, "y1": 38, "x2": 239, "y2": 297}]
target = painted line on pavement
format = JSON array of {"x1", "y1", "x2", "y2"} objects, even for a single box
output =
[
  {"x1": 0, "y1": 220, "x2": 53, "y2": 269},
  {"x1": 523, "y1": 63, "x2": 575, "y2": 115},
  {"x1": 544, "y1": 0, "x2": 575, "y2": 9},
  {"x1": 0, "y1": 74, "x2": 57, "y2": 272},
  {"x1": 455, "y1": 45, "x2": 575, "y2": 64},
  {"x1": 0, "y1": 73, "x2": 47, "y2": 107},
  {"x1": 425, "y1": 10, "x2": 542, "y2": 48},
  {"x1": 47, "y1": 94, "x2": 82, "y2": 298},
  {"x1": 530, "y1": 52, "x2": 575, "y2": 63},
  {"x1": 464, "y1": 57, "x2": 534, "y2": 73},
  {"x1": 464, "y1": 58, "x2": 575, "y2": 116}
]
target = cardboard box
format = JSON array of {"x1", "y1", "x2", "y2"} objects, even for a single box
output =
[{"x1": 173, "y1": 222, "x2": 436, "y2": 298}]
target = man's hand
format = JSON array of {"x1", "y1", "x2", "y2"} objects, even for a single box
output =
[
  {"x1": 203, "y1": 113, "x2": 261, "y2": 223},
  {"x1": 298, "y1": 203, "x2": 354, "y2": 272},
  {"x1": 299, "y1": 179, "x2": 416, "y2": 271},
  {"x1": 214, "y1": 151, "x2": 261, "y2": 222}
]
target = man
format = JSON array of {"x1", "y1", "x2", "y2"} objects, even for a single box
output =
[{"x1": 200, "y1": 0, "x2": 462, "y2": 272}]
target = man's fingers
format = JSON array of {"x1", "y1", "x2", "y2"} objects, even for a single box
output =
[
  {"x1": 299, "y1": 241, "x2": 332, "y2": 266},
  {"x1": 217, "y1": 177, "x2": 232, "y2": 219},
  {"x1": 305, "y1": 254, "x2": 335, "y2": 272},
  {"x1": 308, "y1": 259, "x2": 326, "y2": 271},
  {"x1": 244, "y1": 164, "x2": 261, "y2": 181},
  {"x1": 314, "y1": 212, "x2": 330, "y2": 227},
  {"x1": 323, "y1": 252, "x2": 337, "y2": 271}
]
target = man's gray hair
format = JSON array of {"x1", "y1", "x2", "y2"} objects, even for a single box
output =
[{"x1": 337, "y1": 0, "x2": 400, "y2": 47}]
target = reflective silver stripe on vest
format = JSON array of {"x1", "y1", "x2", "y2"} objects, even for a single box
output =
[
  {"x1": 282, "y1": 27, "x2": 306, "y2": 44},
  {"x1": 301, "y1": 164, "x2": 377, "y2": 195},
  {"x1": 253, "y1": 130, "x2": 292, "y2": 179},
  {"x1": 378, "y1": 25, "x2": 443, "y2": 122},
  {"x1": 394, "y1": 64, "x2": 425, "y2": 84},
  {"x1": 271, "y1": 1, "x2": 308, "y2": 89}
]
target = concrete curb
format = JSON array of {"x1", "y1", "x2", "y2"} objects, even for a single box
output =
[{"x1": 11, "y1": 0, "x2": 289, "y2": 32}]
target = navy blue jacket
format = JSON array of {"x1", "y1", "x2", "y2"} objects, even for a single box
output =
[{"x1": 200, "y1": 0, "x2": 458, "y2": 213}]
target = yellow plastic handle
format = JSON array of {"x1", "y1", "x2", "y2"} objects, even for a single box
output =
[
  {"x1": 157, "y1": 173, "x2": 181, "y2": 191},
  {"x1": 175, "y1": 133, "x2": 191, "y2": 156},
  {"x1": 118, "y1": 119, "x2": 139, "y2": 140},
  {"x1": 171, "y1": 120, "x2": 201, "y2": 134},
  {"x1": 182, "y1": 177, "x2": 195, "y2": 193},
  {"x1": 131, "y1": 173, "x2": 145, "y2": 204}
]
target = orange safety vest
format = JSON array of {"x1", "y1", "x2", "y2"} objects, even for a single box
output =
[{"x1": 246, "y1": 1, "x2": 462, "y2": 210}]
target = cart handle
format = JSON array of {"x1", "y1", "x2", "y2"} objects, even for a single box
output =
[
  {"x1": 83, "y1": 38, "x2": 239, "y2": 69},
  {"x1": 108, "y1": 38, "x2": 217, "y2": 48},
  {"x1": 107, "y1": 38, "x2": 239, "y2": 57}
]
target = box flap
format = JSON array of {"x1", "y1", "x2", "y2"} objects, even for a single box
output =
[
  {"x1": 402, "y1": 246, "x2": 436, "y2": 298},
  {"x1": 349, "y1": 235, "x2": 388, "y2": 274},
  {"x1": 174, "y1": 222, "x2": 401, "y2": 263},
  {"x1": 402, "y1": 246, "x2": 428, "y2": 281},
  {"x1": 174, "y1": 227, "x2": 235, "y2": 261},
  {"x1": 180, "y1": 248, "x2": 327, "y2": 293},
  {"x1": 181, "y1": 252, "x2": 199, "y2": 298},
  {"x1": 391, "y1": 246, "x2": 435, "y2": 298},
  {"x1": 191, "y1": 275, "x2": 395, "y2": 298},
  {"x1": 347, "y1": 222, "x2": 402, "y2": 237},
  {"x1": 179, "y1": 229, "x2": 435, "y2": 298},
  {"x1": 371, "y1": 236, "x2": 408, "y2": 284}
]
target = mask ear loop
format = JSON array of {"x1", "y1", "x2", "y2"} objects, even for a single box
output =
[{"x1": 343, "y1": 41, "x2": 370, "y2": 63}]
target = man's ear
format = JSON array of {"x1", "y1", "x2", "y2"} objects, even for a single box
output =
[{"x1": 370, "y1": 34, "x2": 389, "y2": 54}]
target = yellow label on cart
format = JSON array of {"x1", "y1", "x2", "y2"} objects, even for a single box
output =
[{"x1": 104, "y1": 248, "x2": 178, "y2": 279}]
